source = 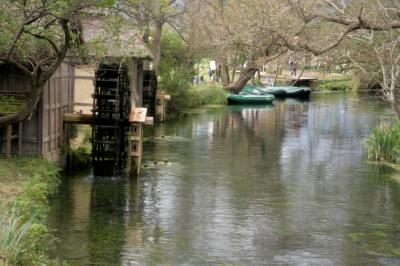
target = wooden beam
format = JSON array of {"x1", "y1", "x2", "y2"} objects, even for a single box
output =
[{"x1": 63, "y1": 113, "x2": 94, "y2": 124}]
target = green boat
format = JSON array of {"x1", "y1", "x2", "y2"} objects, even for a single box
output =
[
  {"x1": 259, "y1": 86, "x2": 311, "y2": 98},
  {"x1": 227, "y1": 93, "x2": 275, "y2": 105},
  {"x1": 241, "y1": 85, "x2": 267, "y2": 95}
]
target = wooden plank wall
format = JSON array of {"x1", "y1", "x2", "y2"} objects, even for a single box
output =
[
  {"x1": 41, "y1": 62, "x2": 73, "y2": 161},
  {"x1": 0, "y1": 62, "x2": 73, "y2": 160},
  {"x1": 0, "y1": 66, "x2": 38, "y2": 154}
]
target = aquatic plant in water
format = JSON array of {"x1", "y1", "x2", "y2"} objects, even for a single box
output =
[{"x1": 364, "y1": 121, "x2": 400, "y2": 164}]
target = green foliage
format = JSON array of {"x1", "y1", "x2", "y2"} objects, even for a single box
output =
[
  {"x1": 0, "y1": 157, "x2": 63, "y2": 265},
  {"x1": 364, "y1": 121, "x2": 400, "y2": 164},
  {"x1": 164, "y1": 81, "x2": 226, "y2": 118},
  {"x1": 315, "y1": 78, "x2": 354, "y2": 91},
  {"x1": 159, "y1": 31, "x2": 226, "y2": 117},
  {"x1": 191, "y1": 83, "x2": 227, "y2": 106},
  {"x1": 158, "y1": 30, "x2": 196, "y2": 116},
  {"x1": 67, "y1": 146, "x2": 92, "y2": 169},
  {"x1": 66, "y1": 125, "x2": 92, "y2": 169},
  {"x1": 0, "y1": 203, "x2": 36, "y2": 266}
]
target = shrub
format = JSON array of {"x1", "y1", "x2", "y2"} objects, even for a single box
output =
[
  {"x1": 192, "y1": 83, "x2": 226, "y2": 106},
  {"x1": 67, "y1": 146, "x2": 91, "y2": 169},
  {"x1": 315, "y1": 79, "x2": 354, "y2": 91},
  {"x1": 364, "y1": 121, "x2": 400, "y2": 164}
]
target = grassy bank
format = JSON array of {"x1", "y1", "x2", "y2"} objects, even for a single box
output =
[
  {"x1": 0, "y1": 157, "x2": 64, "y2": 265},
  {"x1": 166, "y1": 83, "x2": 226, "y2": 119},
  {"x1": 314, "y1": 78, "x2": 355, "y2": 91}
]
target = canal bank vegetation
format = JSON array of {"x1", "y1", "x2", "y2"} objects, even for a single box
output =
[
  {"x1": 158, "y1": 31, "x2": 226, "y2": 118},
  {"x1": 364, "y1": 121, "x2": 400, "y2": 164},
  {"x1": 0, "y1": 157, "x2": 64, "y2": 265},
  {"x1": 314, "y1": 78, "x2": 355, "y2": 92},
  {"x1": 66, "y1": 125, "x2": 92, "y2": 170},
  {"x1": 164, "y1": 83, "x2": 226, "y2": 118}
]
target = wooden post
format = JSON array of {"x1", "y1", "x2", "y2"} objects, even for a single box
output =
[
  {"x1": 129, "y1": 107, "x2": 147, "y2": 176},
  {"x1": 130, "y1": 122, "x2": 143, "y2": 176},
  {"x1": 156, "y1": 90, "x2": 171, "y2": 122},
  {"x1": 5, "y1": 125, "x2": 12, "y2": 159},
  {"x1": 18, "y1": 122, "x2": 22, "y2": 155},
  {"x1": 156, "y1": 90, "x2": 164, "y2": 122}
]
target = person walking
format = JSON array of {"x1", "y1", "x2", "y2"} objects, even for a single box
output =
[{"x1": 292, "y1": 61, "x2": 297, "y2": 77}]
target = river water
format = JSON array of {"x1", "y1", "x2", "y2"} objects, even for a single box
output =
[{"x1": 48, "y1": 93, "x2": 400, "y2": 266}]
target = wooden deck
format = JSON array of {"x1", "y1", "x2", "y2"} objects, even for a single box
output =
[{"x1": 63, "y1": 112, "x2": 154, "y2": 126}]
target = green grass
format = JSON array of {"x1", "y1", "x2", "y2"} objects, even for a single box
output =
[
  {"x1": 364, "y1": 121, "x2": 400, "y2": 164},
  {"x1": 314, "y1": 78, "x2": 354, "y2": 91},
  {"x1": 0, "y1": 157, "x2": 64, "y2": 265}
]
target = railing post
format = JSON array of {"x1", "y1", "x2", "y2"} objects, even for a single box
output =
[{"x1": 156, "y1": 90, "x2": 171, "y2": 122}]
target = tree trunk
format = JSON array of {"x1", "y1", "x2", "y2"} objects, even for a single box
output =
[
  {"x1": 220, "y1": 58, "x2": 230, "y2": 85},
  {"x1": 152, "y1": 20, "x2": 163, "y2": 76},
  {"x1": 231, "y1": 67, "x2": 236, "y2": 82},
  {"x1": 224, "y1": 65, "x2": 258, "y2": 93},
  {"x1": 256, "y1": 69, "x2": 261, "y2": 82},
  {"x1": 274, "y1": 64, "x2": 280, "y2": 84}
]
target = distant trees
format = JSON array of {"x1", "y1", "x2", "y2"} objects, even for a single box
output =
[
  {"x1": 184, "y1": 0, "x2": 400, "y2": 97},
  {"x1": 4, "y1": 0, "x2": 399, "y2": 127}
]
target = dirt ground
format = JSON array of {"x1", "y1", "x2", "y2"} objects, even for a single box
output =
[{"x1": 0, "y1": 160, "x2": 26, "y2": 203}]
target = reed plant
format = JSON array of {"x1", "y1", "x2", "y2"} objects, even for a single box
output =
[
  {"x1": 0, "y1": 202, "x2": 36, "y2": 266},
  {"x1": 364, "y1": 121, "x2": 400, "y2": 164}
]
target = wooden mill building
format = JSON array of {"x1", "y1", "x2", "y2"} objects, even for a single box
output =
[
  {"x1": 0, "y1": 62, "x2": 74, "y2": 162},
  {"x1": 0, "y1": 16, "x2": 156, "y2": 167}
]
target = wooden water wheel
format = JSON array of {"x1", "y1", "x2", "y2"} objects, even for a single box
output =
[{"x1": 91, "y1": 60, "x2": 131, "y2": 172}]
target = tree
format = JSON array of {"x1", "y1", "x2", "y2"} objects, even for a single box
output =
[
  {"x1": 312, "y1": 0, "x2": 400, "y2": 111},
  {"x1": 186, "y1": 0, "x2": 400, "y2": 93},
  {"x1": 119, "y1": 0, "x2": 186, "y2": 76},
  {"x1": 0, "y1": 0, "x2": 110, "y2": 126}
]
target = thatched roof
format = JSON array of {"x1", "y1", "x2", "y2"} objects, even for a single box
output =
[{"x1": 80, "y1": 15, "x2": 152, "y2": 59}]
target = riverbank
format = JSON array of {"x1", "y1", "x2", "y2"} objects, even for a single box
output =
[
  {"x1": 313, "y1": 78, "x2": 354, "y2": 91},
  {"x1": 166, "y1": 83, "x2": 226, "y2": 119},
  {"x1": 0, "y1": 157, "x2": 63, "y2": 265}
]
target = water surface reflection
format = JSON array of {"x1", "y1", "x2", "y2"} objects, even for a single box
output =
[{"x1": 49, "y1": 94, "x2": 400, "y2": 265}]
